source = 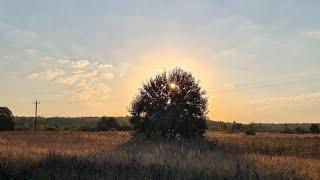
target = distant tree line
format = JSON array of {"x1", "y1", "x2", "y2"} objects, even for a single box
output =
[
  {"x1": 1, "y1": 106, "x2": 319, "y2": 134},
  {"x1": 206, "y1": 121, "x2": 320, "y2": 135},
  {"x1": 13, "y1": 116, "x2": 132, "y2": 131}
]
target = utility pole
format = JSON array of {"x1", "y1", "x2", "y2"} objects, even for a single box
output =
[{"x1": 33, "y1": 100, "x2": 40, "y2": 131}]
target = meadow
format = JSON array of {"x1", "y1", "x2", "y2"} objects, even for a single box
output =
[{"x1": 0, "y1": 131, "x2": 319, "y2": 179}]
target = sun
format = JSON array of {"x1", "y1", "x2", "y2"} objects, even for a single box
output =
[{"x1": 170, "y1": 83, "x2": 177, "y2": 89}]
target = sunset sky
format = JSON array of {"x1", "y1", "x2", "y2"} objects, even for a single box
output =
[{"x1": 1, "y1": 1, "x2": 320, "y2": 123}]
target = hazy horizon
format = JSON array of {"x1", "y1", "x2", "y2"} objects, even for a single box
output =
[{"x1": 1, "y1": 1, "x2": 320, "y2": 123}]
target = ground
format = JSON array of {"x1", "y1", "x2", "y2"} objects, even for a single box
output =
[{"x1": 0, "y1": 131, "x2": 319, "y2": 179}]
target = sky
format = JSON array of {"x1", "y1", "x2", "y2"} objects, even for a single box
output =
[{"x1": 0, "y1": 0, "x2": 320, "y2": 123}]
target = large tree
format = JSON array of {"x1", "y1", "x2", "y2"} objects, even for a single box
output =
[
  {"x1": 129, "y1": 68, "x2": 208, "y2": 139},
  {"x1": 0, "y1": 107, "x2": 15, "y2": 131}
]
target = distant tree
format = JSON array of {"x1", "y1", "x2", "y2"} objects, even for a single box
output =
[
  {"x1": 282, "y1": 124, "x2": 293, "y2": 134},
  {"x1": 97, "y1": 117, "x2": 120, "y2": 131},
  {"x1": 230, "y1": 121, "x2": 242, "y2": 132},
  {"x1": 129, "y1": 68, "x2": 208, "y2": 139},
  {"x1": 294, "y1": 127, "x2": 308, "y2": 134},
  {"x1": 245, "y1": 123, "x2": 256, "y2": 136},
  {"x1": 0, "y1": 107, "x2": 15, "y2": 131},
  {"x1": 310, "y1": 124, "x2": 320, "y2": 134}
]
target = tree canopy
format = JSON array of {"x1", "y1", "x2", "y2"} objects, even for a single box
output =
[
  {"x1": 310, "y1": 124, "x2": 320, "y2": 133},
  {"x1": 129, "y1": 68, "x2": 208, "y2": 139},
  {"x1": 0, "y1": 107, "x2": 15, "y2": 131}
]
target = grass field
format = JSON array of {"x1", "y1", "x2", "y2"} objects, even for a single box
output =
[{"x1": 0, "y1": 131, "x2": 319, "y2": 179}]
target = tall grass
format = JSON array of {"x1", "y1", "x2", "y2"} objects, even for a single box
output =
[{"x1": 0, "y1": 131, "x2": 319, "y2": 179}]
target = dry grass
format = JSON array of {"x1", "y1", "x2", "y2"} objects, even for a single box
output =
[{"x1": 0, "y1": 131, "x2": 319, "y2": 179}]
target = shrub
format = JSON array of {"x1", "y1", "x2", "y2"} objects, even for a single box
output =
[
  {"x1": 230, "y1": 121, "x2": 242, "y2": 133},
  {"x1": 244, "y1": 123, "x2": 256, "y2": 135},
  {"x1": 129, "y1": 68, "x2": 208, "y2": 139},
  {"x1": 244, "y1": 129, "x2": 256, "y2": 136},
  {"x1": 97, "y1": 117, "x2": 120, "y2": 131},
  {"x1": 46, "y1": 126, "x2": 57, "y2": 131},
  {"x1": 309, "y1": 124, "x2": 320, "y2": 134},
  {"x1": 0, "y1": 107, "x2": 15, "y2": 131},
  {"x1": 282, "y1": 124, "x2": 293, "y2": 134},
  {"x1": 294, "y1": 127, "x2": 308, "y2": 134},
  {"x1": 77, "y1": 126, "x2": 96, "y2": 132}
]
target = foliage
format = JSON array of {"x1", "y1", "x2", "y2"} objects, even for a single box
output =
[
  {"x1": 0, "y1": 107, "x2": 15, "y2": 131},
  {"x1": 97, "y1": 117, "x2": 120, "y2": 131},
  {"x1": 230, "y1": 121, "x2": 243, "y2": 132},
  {"x1": 310, "y1": 124, "x2": 320, "y2": 133},
  {"x1": 11, "y1": 116, "x2": 319, "y2": 134},
  {"x1": 129, "y1": 68, "x2": 208, "y2": 139},
  {"x1": 244, "y1": 129, "x2": 256, "y2": 136},
  {"x1": 244, "y1": 123, "x2": 256, "y2": 136},
  {"x1": 282, "y1": 124, "x2": 294, "y2": 134},
  {"x1": 13, "y1": 116, "x2": 132, "y2": 131},
  {"x1": 294, "y1": 127, "x2": 308, "y2": 134}
]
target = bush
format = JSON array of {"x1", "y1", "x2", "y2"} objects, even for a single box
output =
[
  {"x1": 129, "y1": 68, "x2": 208, "y2": 139},
  {"x1": 294, "y1": 127, "x2": 308, "y2": 134},
  {"x1": 46, "y1": 126, "x2": 57, "y2": 131},
  {"x1": 244, "y1": 123, "x2": 256, "y2": 136},
  {"x1": 244, "y1": 129, "x2": 256, "y2": 136},
  {"x1": 0, "y1": 107, "x2": 15, "y2": 131},
  {"x1": 77, "y1": 126, "x2": 96, "y2": 132},
  {"x1": 97, "y1": 117, "x2": 120, "y2": 131},
  {"x1": 230, "y1": 121, "x2": 242, "y2": 133},
  {"x1": 309, "y1": 124, "x2": 320, "y2": 134},
  {"x1": 282, "y1": 124, "x2": 293, "y2": 134}
]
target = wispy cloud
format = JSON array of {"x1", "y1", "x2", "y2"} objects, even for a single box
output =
[
  {"x1": 249, "y1": 92, "x2": 320, "y2": 105},
  {"x1": 55, "y1": 70, "x2": 98, "y2": 85},
  {"x1": 99, "y1": 63, "x2": 113, "y2": 68},
  {"x1": 70, "y1": 81, "x2": 111, "y2": 101},
  {"x1": 24, "y1": 48, "x2": 38, "y2": 55},
  {"x1": 304, "y1": 31, "x2": 320, "y2": 39},
  {"x1": 27, "y1": 69, "x2": 64, "y2": 80},
  {"x1": 71, "y1": 59, "x2": 90, "y2": 68},
  {"x1": 27, "y1": 56, "x2": 115, "y2": 101},
  {"x1": 58, "y1": 58, "x2": 70, "y2": 64}
]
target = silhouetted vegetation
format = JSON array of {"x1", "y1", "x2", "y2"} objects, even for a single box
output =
[
  {"x1": 310, "y1": 124, "x2": 320, "y2": 134},
  {"x1": 230, "y1": 121, "x2": 243, "y2": 132},
  {"x1": 282, "y1": 124, "x2": 294, "y2": 134},
  {"x1": 129, "y1": 68, "x2": 207, "y2": 139},
  {"x1": 11, "y1": 116, "x2": 320, "y2": 135},
  {"x1": 97, "y1": 116, "x2": 120, "y2": 131},
  {"x1": 294, "y1": 127, "x2": 308, "y2": 134},
  {"x1": 13, "y1": 116, "x2": 132, "y2": 131},
  {"x1": 244, "y1": 123, "x2": 256, "y2": 136},
  {"x1": 0, "y1": 107, "x2": 15, "y2": 131}
]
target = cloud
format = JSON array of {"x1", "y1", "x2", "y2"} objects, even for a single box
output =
[
  {"x1": 71, "y1": 59, "x2": 90, "y2": 68},
  {"x1": 55, "y1": 70, "x2": 98, "y2": 85},
  {"x1": 58, "y1": 58, "x2": 70, "y2": 64},
  {"x1": 28, "y1": 69, "x2": 64, "y2": 80},
  {"x1": 24, "y1": 48, "x2": 38, "y2": 55},
  {"x1": 27, "y1": 56, "x2": 115, "y2": 101},
  {"x1": 304, "y1": 31, "x2": 320, "y2": 39},
  {"x1": 249, "y1": 92, "x2": 320, "y2": 105},
  {"x1": 100, "y1": 72, "x2": 114, "y2": 80},
  {"x1": 99, "y1": 63, "x2": 113, "y2": 68},
  {"x1": 70, "y1": 81, "x2": 111, "y2": 101}
]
